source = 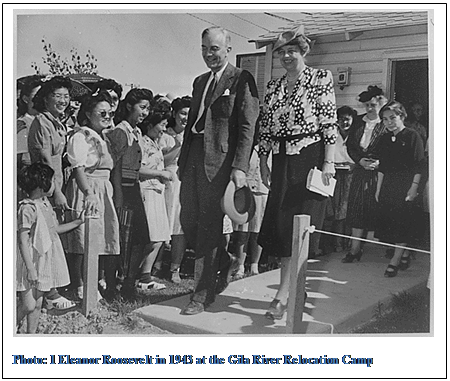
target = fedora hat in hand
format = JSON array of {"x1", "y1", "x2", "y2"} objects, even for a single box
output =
[
  {"x1": 221, "y1": 181, "x2": 256, "y2": 225},
  {"x1": 273, "y1": 25, "x2": 311, "y2": 52}
]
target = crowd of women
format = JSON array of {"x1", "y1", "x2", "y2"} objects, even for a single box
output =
[{"x1": 16, "y1": 26, "x2": 430, "y2": 331}]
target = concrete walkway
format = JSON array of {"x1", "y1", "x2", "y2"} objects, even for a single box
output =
[{"x1": 135, "y1": 243, "x2": 430, "y2": 335}]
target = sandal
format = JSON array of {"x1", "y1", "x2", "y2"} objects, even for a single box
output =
[
  {"x1": 399, "y1": 255, "x2": 411, "y2": 271},
  {"x1": 384, "y1": 264, "x2": 399, "y2": 278},
  {"x1": 45, "y1": 296, "x2": 76, "y2": 310},
  {"x1": 137, "y1": 281, "x2": 166, "y2": 290},
  {"x1": 265, "y1": 298, "x2": 287, "y2": 320}
]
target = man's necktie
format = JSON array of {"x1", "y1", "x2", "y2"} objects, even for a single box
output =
[{"x1": 195, "y1": 74, "x2": 217, "y2": 133}]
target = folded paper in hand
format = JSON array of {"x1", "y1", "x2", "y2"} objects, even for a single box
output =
[{"x1": 306, "y1": 167, "x2": 336, "y2": 197}]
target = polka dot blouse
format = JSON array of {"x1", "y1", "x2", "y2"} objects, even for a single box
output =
[{"x1": 259, "y1": 66, "x2": 338, "y2": 156}]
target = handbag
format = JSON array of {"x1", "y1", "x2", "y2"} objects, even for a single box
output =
[{"x1": 306, "y1": 167, "x2": 336, "y2": 197}]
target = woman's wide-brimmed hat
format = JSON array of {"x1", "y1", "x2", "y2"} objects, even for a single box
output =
[
  {"x1": 272, "y1": 25, "x2": 311, "y2": 52},
  {"x1": 221, "y1": 181, "x2": 256, "y2": 225}
]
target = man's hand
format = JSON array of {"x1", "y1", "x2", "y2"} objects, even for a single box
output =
[{"x1": 230, "y1": 168, "x2": 246, "y2": 189}]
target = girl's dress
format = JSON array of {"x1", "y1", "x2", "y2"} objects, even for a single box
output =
[
  {"x1": 17, "y1": 197, "x2": 70, "y2": 292},
  {"x1": 65, "y1": 126, "x2": 120, "y2": 255},
  {"x1": 375, "y1": 128, "x2": 425, "y2": 243},
  {"x1": 139, "y1": 135, "x2": 171, "y2": 242},
  {"x1": 159, "y1": 128, "x2": 184, "y2": 235}
]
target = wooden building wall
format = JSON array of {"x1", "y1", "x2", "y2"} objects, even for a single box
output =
[{"x1": 269, "y1": 24, "x2": 429, "y2": 114}]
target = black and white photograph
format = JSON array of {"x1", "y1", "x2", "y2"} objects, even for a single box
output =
[{"x1": 3, "y1": 3, "x2": 446, "y2": 379}]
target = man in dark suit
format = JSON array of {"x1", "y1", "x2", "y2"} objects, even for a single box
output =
[{"x1": 178, "y1": 26, "x2": 259, "y2": 315}]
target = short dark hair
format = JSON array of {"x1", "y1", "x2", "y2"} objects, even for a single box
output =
[
  {"x1": 33, "y1": 76, "x2": 73, "y2": 113},
  {"x1": 115, "y1": 88, "x2": 154, "y2": 123},
  {"x1": 18, "y1": 162, "x2": 54, "y2": 194},
  {"x1": 92, "y1": 78, "x2": 123, "y2": 99},
  {"x1": 17, "y1": 76, "x2": 43, "y2": 116},
  {"x1": 171, "y1": 96, "x2": 192, "y2": 114},
  {"x1": 77, "y1": 90, "x2": 113, "y2": 126},
  {"x1": 337, "y1": 106, "x2": 357, "y2": 119},
  {"x1": 379, "y1": 100, "x2": 408, "y2": 120},
  {"x1": 139, "y1": 109, "x2": 171, "y2": 136}
]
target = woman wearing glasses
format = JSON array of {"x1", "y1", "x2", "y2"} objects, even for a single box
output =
[{"x1": 65, "y1": 91, "x2": 120, "y2": 300}]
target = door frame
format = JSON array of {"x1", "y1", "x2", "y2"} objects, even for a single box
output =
[{"x1": 382, "y1": 47, "x2": 428, "y2": 100}]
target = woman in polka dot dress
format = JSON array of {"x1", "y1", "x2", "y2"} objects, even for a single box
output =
[{"x1": 258, "y1": 26, "x2": 338, "y2": 320}]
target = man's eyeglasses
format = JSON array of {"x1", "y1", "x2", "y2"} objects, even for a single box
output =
[
  {"x1": 51, "y1": 93, "x2": 70, "y2": 101},
  {"x1": 97, "y1": 110, "x2": 115, "y2": 119}
]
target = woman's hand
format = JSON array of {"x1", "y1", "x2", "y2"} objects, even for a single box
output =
[
  {"x1": 76, "y1": 210, "x2": 86, "y2": 225},
  {"x1": 405, "y1": 183, "x2": 419, "y2": 202},
  {"x1": 260, "y1": 161, "x2": 271, "y2": 190},
  {"x1": 359, "y1": 158, "x2": 379, "y2": 171},
  {"x1": 375, "y1": 189, "x2": 380, "y2": 202},
  {"x1": 321, "y1": 162, "x2": 335, "y2": 186},
  {"x1": 27, "y1": 267, "x2": 38, "y2": 286},
  {"x1": 159, "y1": 170, "x2": 173, "y2": 183},
  {"x1": 84, "y1": 192, "x2": 99, "y2": 216},
  {"x1": 53, "y1": 189, "x2": 69, "y2": 210}
]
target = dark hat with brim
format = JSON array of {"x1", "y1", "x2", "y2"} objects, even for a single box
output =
[
  {"x1": 221, "y1": 181, "x2": 256, "y2": 225},
  {"x1": 273, "y1": 25, "x2": 310, "y2": 52}
]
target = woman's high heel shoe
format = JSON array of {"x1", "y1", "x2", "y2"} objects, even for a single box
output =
[
  {"x1": 341, "y1": 250, "x2": 363, "y2": 263},
  {"x1": 265, "y1": 299, "x2": 287, "y2": 320}
]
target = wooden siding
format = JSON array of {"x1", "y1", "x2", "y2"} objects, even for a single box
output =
[
  {"x1": 237, "y1": 53, "x2": 266, "y2": 103},
  {"x1": 269, "y1": 24, "x2": 428, "y2": 114}
]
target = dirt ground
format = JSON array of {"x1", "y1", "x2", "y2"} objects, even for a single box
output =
[{"x1": 17, "y1": 298, "x2": 173, "y2": 335}]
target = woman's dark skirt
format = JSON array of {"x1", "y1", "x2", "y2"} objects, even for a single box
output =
[
  {"x1": 346, "y1": 167, "x2": 378, "y2": 230},
  {"x1": 258, "y1": 142, "x2": 327, "y2": 258},
  {"x1": 375, "y1": 171, "x2": 421, "y2": 244},
  {"x1": 121, "y1": 183, "x2": 151, "y2": 247}
]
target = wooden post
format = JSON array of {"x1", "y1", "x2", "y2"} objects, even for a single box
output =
[
  {"x1": 82, "y1": 216, "x2": 99, "y2": 316},
  {"x1": 286, "y1": 215, "x2": 310, "y2": 334}
]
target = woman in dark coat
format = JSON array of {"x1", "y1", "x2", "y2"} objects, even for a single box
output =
[
  {"x1": 375, "y1": 101, "x2": 425, "y2": 277},
  {"x1": 342, "y1": 86, "x2": 387, "y2": 263}
]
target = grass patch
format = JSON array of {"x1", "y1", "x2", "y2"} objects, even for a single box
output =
[{"x1": 352, "y1": 287, "x2": 430, "y2": 334}]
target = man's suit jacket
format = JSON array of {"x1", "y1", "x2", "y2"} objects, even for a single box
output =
[{"x1": 178, "y1": 63, "x2": 259, "y2": 182}]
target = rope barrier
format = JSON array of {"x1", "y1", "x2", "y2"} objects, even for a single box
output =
[{"x1": 305, "y1": 226, "x2": 431, "y2": 255}]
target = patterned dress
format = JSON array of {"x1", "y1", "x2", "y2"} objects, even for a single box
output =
[
  {"x1": 17, "y1": 198, "x2": 70, "y2": 292},
  {"x1": 258, "y1": 66, "x2": 338, "y2": 257},
  {"x1": 64, "y1": 127, "x2": 120, "y2": 255},
  {"x1": 159, "y1": 128, "x2": 183, "y2": 235},
  {"x1": 139, "y1": 135, "x2": 170, "y2": 242}
]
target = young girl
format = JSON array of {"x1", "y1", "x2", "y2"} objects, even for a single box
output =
[
  {"x1": 137, "y1": 110, "x2": 172, "y2": 289},
  {"x1": 17, "y1": 163, "x2": 85, "y2": 333}
]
